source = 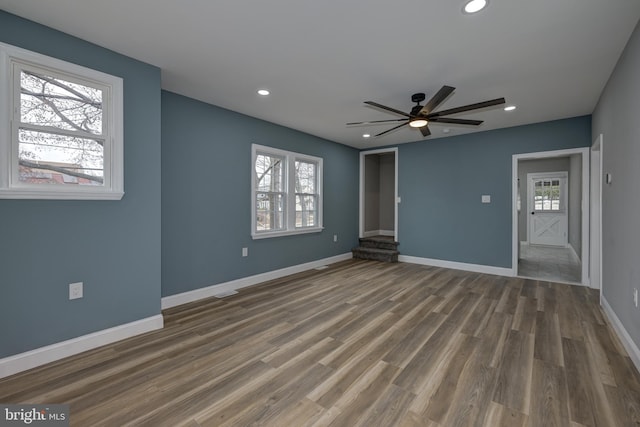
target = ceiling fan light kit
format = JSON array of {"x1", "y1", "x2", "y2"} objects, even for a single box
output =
[{"x1": 347, "y1": 85, "x2": 505, "y2": 138}]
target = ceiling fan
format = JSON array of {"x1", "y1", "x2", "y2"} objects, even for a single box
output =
[{"x1": 347, "y1": 86, "x2": 505, "y2": 138}]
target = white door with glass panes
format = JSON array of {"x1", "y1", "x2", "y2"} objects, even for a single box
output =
[{"x1": 528, "y1": 172, "x2": 568, "y2": 246}]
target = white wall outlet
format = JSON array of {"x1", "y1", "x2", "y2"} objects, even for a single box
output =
[
  {"x1": 69, "y1": 282, "x2": 83, "y2": 300},
  {"x1": 242, "y1": 247, "x2": 248, "y2": 257},
  {"x1": 482, "y1": 195, "x2": 491, "y2": 204},
  {"x1": 333, "y1": 234, "x2": 338, "y2": 242}
]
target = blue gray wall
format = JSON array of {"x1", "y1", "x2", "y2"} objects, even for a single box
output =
[
  {"x1": 0, "y1": 10, "x2": 601, "y2": 363},
  {"x1": 0, "y1": 11, "x2": 162, "y2": 358},
  {"x1": 397, "y1": 116, "x2": 591, "y2": 268},
  {"x1": 161, "y1": 91, "x2": 359, "y2": 297},
  {"x1": 593, "y1": 20, "x2": 640, "y2": 352}
]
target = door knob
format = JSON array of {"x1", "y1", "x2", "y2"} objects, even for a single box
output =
[{"x1": 531, "y1": 211, "x2": 535, "y2": 215}]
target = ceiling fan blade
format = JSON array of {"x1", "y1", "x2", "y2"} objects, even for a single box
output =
[
  {"x1": 427, "y1": 97, "x2": 506, "y2": 118},
  {"x1": 419, "y1": 85, "x2": 455, "y2": 116},
  {"x1": 420, "y1": 125, "x2": 431, "y2": 137},
  {"x1": 364, "y1": 101, "x2": 411, "y2": 118},
  {"x1": 429, "y1": 117, "x2": 483, "y2": 126},
  {"x1": 346, "y1": 118, "x2": 408, "y2": 125},
  {"x1": 375, "y1": 122, "x2": 409, "y2": 137}
]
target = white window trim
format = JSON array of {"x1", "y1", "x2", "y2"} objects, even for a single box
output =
[
  {"x1": 0, "y1": 41, "x2": 124, "y2": 200},
  {"x1": 251, "y1": 143, "x2": 323, "y2": 239}
]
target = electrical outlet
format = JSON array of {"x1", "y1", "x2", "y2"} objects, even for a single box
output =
[
  {"x1": 242, "y1": 247, "x2": 248, "y2": 257},
  {"x1": 69, "y1": 282, "x2": 83, "y2": 300},
  {"x1": 333, "y1": 234, "x2": 338, "y2": 242},
  {"x1": 634, "y1": 288, "x2": 638, "y2": 308}
]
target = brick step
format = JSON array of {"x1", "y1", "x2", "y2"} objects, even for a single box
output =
[
  {"x1": 358, "y1": 237, "x2": 399, "y2": 251},
  {"x1": 351, "y1": 247, "x2": 399, "y2": 263}
]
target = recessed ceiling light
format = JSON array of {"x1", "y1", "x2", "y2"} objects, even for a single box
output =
[
  {"x1": 463, "y1": 0, "x2": 487, "y2": 14},
  {"x1": 504, "y1": 105, "x2": 517, "y2": 111},
  {"x1": 257, "y1": 89, "x2": 270, "y2": 96},
  {"x1": 363, "y1": 134, "x2": 371, "y2": 138}
]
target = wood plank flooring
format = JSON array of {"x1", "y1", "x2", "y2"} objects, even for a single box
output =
[{"x1": 1, "y1": 259, "x2": 639, "y2": 426}]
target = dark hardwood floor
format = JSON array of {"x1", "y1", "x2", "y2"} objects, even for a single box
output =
[{"x1": 1, "y1": 259, "x2": 639, "y2": 426}]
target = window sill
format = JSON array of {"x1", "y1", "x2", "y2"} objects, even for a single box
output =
[
  {"x1": 252, "y1": 226, "x2": 324, "y2": 240},
  {"x1": 0, "y1": 189, "x2": 124, "y2": 200}
]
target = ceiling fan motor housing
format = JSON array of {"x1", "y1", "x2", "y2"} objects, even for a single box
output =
[{"x1": 410, "y1": 105, "x2": 424, "y2": 116}]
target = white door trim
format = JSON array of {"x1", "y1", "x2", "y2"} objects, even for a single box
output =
[
  {"x1": 359, "y1": 148, "x2": 398, "y2": 240},
  {"x1": 591, "y1": 134, "x2": 603, "y2": 292},
  {"x1": 527, "y1": 171, "x2": 569, "y2": 247},
  {"x1": 511, "y1": 147, "x2": 590, "y2": 285}
]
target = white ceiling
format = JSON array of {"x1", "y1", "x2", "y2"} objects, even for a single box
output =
[{"x1": 1, "y1": 1, "x2": 639, "y2": 149}]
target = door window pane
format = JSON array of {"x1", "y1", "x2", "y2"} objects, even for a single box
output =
[{"x1": 533, "y1": 178, "x2": 562, "y2": 212}]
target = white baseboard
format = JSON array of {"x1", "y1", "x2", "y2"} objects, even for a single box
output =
[
  {"x1": 399, "y1": 255, "x2": 514, "y2": 277},
  {"x1": 600, "y1": 296, "x2": 640, "y2": 374},
  {"x1": 567, "y1": 243, "x2": 580, "y2": 262},
  {"x1": 161, "y1": 253, "x2": 353, "y2": 310},
  {"x1": 0, "y1": 314, "x2": 164, "y2": 379}
]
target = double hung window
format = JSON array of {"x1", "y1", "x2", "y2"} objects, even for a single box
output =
[
  {"x1": 252, "y1": 144, "x2": 323, "y2": 238},
  {"x1": 0, "y1": 42, "x2": 124, "y2": 199}
]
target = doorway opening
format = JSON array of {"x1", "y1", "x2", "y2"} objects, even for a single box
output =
[
  {"x1": 359, "y1": 148, "x2": 398, "y2": 240},
  {"x1": 527, "y1": 171, "x2": 569, "y2": 247},
  {"x1": 512, "y1": 148, "x2": 590, "y2": 285}
]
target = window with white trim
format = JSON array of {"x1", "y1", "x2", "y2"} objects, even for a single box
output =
[
  {"x1": 0, "y1": 42, "x2": 124, "y2": 200},
  {"x1": 252, "y1": 144, "x2": 323, "y2": 239}
]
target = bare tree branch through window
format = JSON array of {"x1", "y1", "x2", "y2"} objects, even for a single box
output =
[{"x1": 18, "y1": 69, "x2": 105, "y2": 185}]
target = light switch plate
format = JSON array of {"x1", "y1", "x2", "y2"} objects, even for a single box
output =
[{"x1": 481, "y1": 195, "x2": 491, "y2": 203}]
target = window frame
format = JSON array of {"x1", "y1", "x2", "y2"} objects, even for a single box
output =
[
  {"x1": 251, "y1": 144, "x2": 323, "y2": 239},
  {"x1": 294, "y1": 158, "x2": 319, "y2": 229},
  {"x1": 533, "y1": 180, "x2": 561, "y2": 212},
  {"x1": 0, "y1": 41, "x2": 124, "y2": 200},
  {"x1": 531, "y1": 173, "x2": 567, "y2": 214}
]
